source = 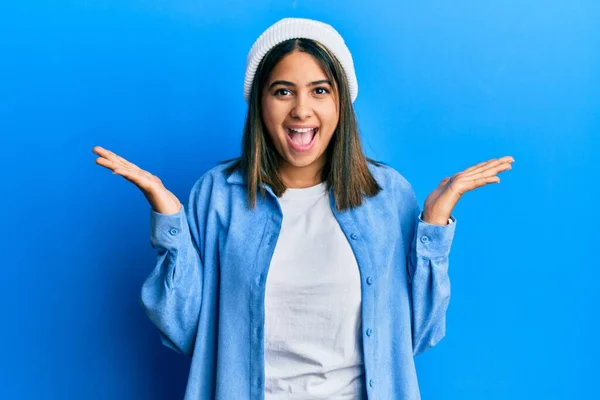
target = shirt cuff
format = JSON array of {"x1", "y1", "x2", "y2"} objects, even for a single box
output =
[
  {"x1": 149, "y1": 206, "x2": 189, "y2": 250},
  {"x1": 415, "y1": 212, "x2": 457, "y2": 258}
]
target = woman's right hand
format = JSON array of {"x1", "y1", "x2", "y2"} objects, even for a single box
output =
[{"x1": 93, "y1": 146, "x2": 182, "y2": 215}]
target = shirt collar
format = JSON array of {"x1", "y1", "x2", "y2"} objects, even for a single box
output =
[{"x1": 225, "y1": 168, "x2": 245, "y2": 185}]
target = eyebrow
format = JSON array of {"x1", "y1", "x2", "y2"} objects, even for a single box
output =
[{"x1": 268, "y1": 79, "x2": 332, "y2": 90}]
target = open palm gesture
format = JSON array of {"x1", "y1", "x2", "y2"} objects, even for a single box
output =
[
  {"x1": 422, "y1": 156, "x2": 515, "y2": 225},
  {"x1": 93, "y1": 146, "x2": 182, "y2": 215}
]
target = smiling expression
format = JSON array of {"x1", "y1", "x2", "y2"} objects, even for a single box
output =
[{"x1": 261, "y1": 50, "x2": 340, "y2": 186}]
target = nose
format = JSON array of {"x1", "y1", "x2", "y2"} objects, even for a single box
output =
[{"x1": 290, "y1": 93, "x2": 313, "y2": 120}]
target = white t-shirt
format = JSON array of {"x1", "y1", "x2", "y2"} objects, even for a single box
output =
[{"x1": 264, "y1": 182, "x2": 366, "y2": 399}]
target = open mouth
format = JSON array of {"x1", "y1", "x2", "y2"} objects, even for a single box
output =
[{"x1": 286, "y1": 127, "x2": 318, "y2": 152}]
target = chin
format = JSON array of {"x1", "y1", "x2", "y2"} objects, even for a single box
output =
[
  {"x1": 284, "y1": 150, "x2": 325, "y2": 168},
  {"x1": 286, "y1": 157, "x2": 318, "y2": 168}
]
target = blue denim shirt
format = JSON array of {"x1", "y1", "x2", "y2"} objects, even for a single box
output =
[{"x1": 139, "y1": 159, "x2": 457, "y2": 400}]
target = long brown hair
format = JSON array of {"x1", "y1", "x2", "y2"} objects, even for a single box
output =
[{"x1": 224, "y1": 38, "x2": 383, "y2": 211}]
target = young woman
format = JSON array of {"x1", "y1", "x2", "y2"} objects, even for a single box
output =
[{"x1": 93, "y1": 17, "x2": 513, "y2": 400}]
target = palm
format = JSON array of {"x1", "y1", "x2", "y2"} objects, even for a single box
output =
[
  {"x1": 423, "y1": 155, "x2": 514, "y2": 223},
  {"x1": 92, "y1": 146, "x2": 181, "y2": 214}
]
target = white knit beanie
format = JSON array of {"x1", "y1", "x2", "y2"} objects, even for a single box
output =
[{"x1": 243, "y1": 17, "x2": 358, "y2": 103}]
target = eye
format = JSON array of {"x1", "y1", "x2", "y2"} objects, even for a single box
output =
[
  {"x1": 274, "y1": 88, "x2": 291, "y2": 96},
  {"x1": 314, "y1": 87, "x2": 331, "y2": 95}
]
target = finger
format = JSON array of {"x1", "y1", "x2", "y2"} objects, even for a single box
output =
[
  {"x1": 462, "y1": 160, "x2": 493, "y2": 174},
  {"x1": 97, "y1": 156, "x2": 154, "y2": 183},
  {"x1": 112, "y1": 166, "x2": 155, "y2": 190},
  {"x1": 95, "y1": 156, "x2": 120, "y2": 172},
  {"x1": 454, "y1": 174, "x2": 500, "y2": 194},
  {"x1": 465, "y1": 167, "x2": 509, "y2": 184},
  {"x1": 93, "y1": 146, "x2": 120, "y2": 160},
  {"x1": 463, "y1": 156, "x2": 514, "y2": 175},
  {"x1": 114, "y1": 153, "x2": 140, "y2": 170},
  {"x1": 94, "y1": 147, "x2": 140, "y2": 171},
  {"x1": 473, "y1": 175, "x2": 501, "y2": 186},
  {"x1": 96, "y1": 156, "x2": 137, "y2": 175},
  {"x1": 94, "y1": 147, "x2": 126, "y2": 167},
  {"x1": 92, "y1": 145, "x2": 116, "y2": 156},
  {"x1": 464, "y1": 158, "x2": 513, "y2": 178},
  {"x1": 463, "y1": 159, "x2": 500, "y2": 175}
]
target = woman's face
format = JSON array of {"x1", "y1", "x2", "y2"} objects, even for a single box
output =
[{"x1": 261, "y1": 50, "x2": 339, "y2": 186}]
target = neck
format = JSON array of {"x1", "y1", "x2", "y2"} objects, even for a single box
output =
[{"x1": 279, "y1": 160, "x2": 325, "y2": 189}]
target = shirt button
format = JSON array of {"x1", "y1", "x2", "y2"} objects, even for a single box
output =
[
  {"x1": 366, "y1": 277, "x2": 374, "y2": 285},
  {"x1": 366, "y1": 328, "x2": 373, "y2": 337},
  {"x1": 369, "y1": 379, "x2": 374, "y2": 387},
  {"x1": 420, "y1": 235, "x2": 430, "y2": 243},
  {"x1": 168, "y1": 228, "x2": 178, "y2": 236},
  {"x1": 350, "y1": 233, "x2": 358, "y2": 240}
]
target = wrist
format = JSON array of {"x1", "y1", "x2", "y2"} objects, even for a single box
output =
[
  {"x1": 147, "y1": 190, "x2": 181, "y2": 215},
  {"x1": 422, "y1": 210, "x2": 450, "y2": 226}
]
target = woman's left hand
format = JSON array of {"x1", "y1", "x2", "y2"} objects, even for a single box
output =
[{"x1": 421, "y1": 155, "x2": 515, "y2": 225}]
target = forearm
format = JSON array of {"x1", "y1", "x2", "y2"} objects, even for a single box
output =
[
  {"x1": 139, "y1": 207, "x2": 203, "y2": 355},
  {"x1": 408, "y1": 213, "x2": 456, "y2": 356}
]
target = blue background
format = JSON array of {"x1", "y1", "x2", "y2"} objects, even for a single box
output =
[{"x1": 2, "y1": 1, "x2": 598, "y2": 398}]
